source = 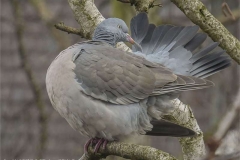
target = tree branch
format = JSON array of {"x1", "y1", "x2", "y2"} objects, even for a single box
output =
[
  {"x1": 162, "y1": 99, "x2": 206, "y2": 160},
  {"x1": 54, "y1": 22, "x2": 83, "y2": 37},
  {"x1": 79, "y1": 141, "x2": 177, "y2": 160},
  {"x1": 171, "y1": 0, "x2": 240, "y2": 64},
  {"x1": 67, "y1": 0, "x2": 104, "y2": 39}
]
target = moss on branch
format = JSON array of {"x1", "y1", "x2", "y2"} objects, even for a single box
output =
[
  {"x1": 162, "y1": 99, "x2": 206, "y2": 160},
  {"x1": 67, "y1": 0, "x2": 104, "y2": 39},
  {"x1": 80, "y1": 141, "x2": 177, "y2": 160}
]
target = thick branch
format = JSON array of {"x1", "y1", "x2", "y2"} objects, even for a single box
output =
[
  {"x1": 162, "y1": 99, "x2": 206, "y2": 160},
  {"x1": 171, "y1": 0, "x2": 240, "y2": 64},
  {"x1": 80, "y1": 142, "x2": 177, "y2": 160},
  {"x1": 67, "y1": 0, "x2": 104, "y2": 39}
]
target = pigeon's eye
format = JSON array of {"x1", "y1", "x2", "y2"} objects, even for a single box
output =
[{"x1": 117, "y1": 25, "x2": 122, "y2": 29}]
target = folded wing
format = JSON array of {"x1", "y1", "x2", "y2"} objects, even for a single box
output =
[{"x1": 72, "y1": 41, "x2": 214, "y2": 105}]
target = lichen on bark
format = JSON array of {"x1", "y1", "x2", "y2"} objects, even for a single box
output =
[
  {"x1": 68, "y1": 0, "x2": 104, "y2": 39},
  {"x1": 80, "y1": 141, "x2": 177, "y2": 160},
  {"x1": 162, "y1": 99, "x2": 206, "y2": 160}
]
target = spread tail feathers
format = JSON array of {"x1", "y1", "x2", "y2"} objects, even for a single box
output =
[{"x1": 130, "y1": 12, "x2": 231, "y2": 78}]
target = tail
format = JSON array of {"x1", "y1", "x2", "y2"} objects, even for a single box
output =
[
  {"x1": 130, "y1": 13, "x2": 231, "y2": 78},
  {"x1": 146, "y1": 120, "x2": 196, "y2": 137}
]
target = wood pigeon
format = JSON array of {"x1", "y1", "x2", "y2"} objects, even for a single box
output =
[{"x1": 46, "y1": 13, "x2": 231, "y2": 153}]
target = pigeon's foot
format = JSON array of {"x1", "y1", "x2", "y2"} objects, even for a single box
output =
[{"x1": 84, "y1": 138, "x2": 108, "y2": 154}]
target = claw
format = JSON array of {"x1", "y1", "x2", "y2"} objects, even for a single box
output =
[
  {"x1": 84, "y1": 138, "x2": 109, "y2": 154},
  {"x1": 94, "y1": 138, "x2": 104, "y2": 153},
  {"x1": 84, "y1": 139, "x2": 93, "y2": 154},
  {"x1": 102, "y1": 139, "x2": 108, "y2": 150}
]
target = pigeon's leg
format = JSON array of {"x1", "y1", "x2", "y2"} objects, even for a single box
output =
[
  {"x1": 84, "y1": 138, "x2": 109, "y2": 154},
  {"x1": 102, "y1": 139, "x2": 108, "y2": 150},
  {"x1": 93, "y1": 138, "x2": 104, "y2": 153},
  {"x1": 84, "y1": 138, "x2": 94, "y2": 154},
  {"x1": 93, "y1": 138, "x2": 109, "y2": 152}
]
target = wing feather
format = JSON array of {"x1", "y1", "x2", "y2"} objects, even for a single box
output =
[
  {"x1": 130, "y1": 13, "x2": 231, "y2": 78},
  {"x1": 72, "y1": 41, "x2": 214, "y2": 105},
  {"x1": 73, "y1": 41, "x2": 176, "y2": 105}
]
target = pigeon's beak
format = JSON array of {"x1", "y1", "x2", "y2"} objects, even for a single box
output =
[
  {"x1": 126, "y1": 33, "x2": 143, "y2": 52},
  {"x1": 126, "y1": 34, "x2": 135, "y2": 44}
]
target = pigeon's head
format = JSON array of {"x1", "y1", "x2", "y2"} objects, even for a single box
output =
[{"x1": 92, "y1": 18, "x2": 135, "y2": 46}]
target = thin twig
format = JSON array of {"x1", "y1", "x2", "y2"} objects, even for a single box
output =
[
  {"x1": 221, "y1": 2, "x2": 236, "y2": 21},
  {"x1": 54, "y1": 22, "x2": 84, "y2": 37}
]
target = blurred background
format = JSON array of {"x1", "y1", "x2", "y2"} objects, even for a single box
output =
[{"x1": 1, "y1": 0, "x2": 240, "y2": 159}]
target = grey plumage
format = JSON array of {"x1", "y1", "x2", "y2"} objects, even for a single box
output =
[
  {"x1": 140, "y1": 24, "x2": 156, "y2": 53},
  {"x1": 131, "y1": 13, "x2": 231, "y2": 78},
  {"x1": 130, "y1": 12, "x2": 149, "y2": 44},
  {"x1": 143, "y1": 25, "x2": 170, "y2": 54},
  {"x1": 184, "y1": 33, "x2": 207, "y2": 51},
  {"x1": 46, "y1": 13, "x2": 230, "y2": 142}
]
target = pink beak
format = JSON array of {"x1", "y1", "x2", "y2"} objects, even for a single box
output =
[
  {"x1": 126, "y1": 34, "x2": 135, "y2": 44},
  {"x1": 126, "y1": 33, "x2": 143, "y2": 52}
]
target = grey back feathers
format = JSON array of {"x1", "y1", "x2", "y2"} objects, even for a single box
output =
[
  {"x1": 131, "y1": 13, "x2": 231, "y2": 78},
  {"x1": 73, "y1": 41, "x2": 175, "y2": 105},
  {"x1": 72, "y1": 41, "x2": 214, "y2": 105}
]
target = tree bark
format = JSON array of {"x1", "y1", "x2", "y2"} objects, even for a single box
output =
[
  {"x1": 79, "y1": 142, "x2": 177, "y2": 160},
  {"x1": 162, "y1": 99, "x2": 206, "y2": 160}
]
